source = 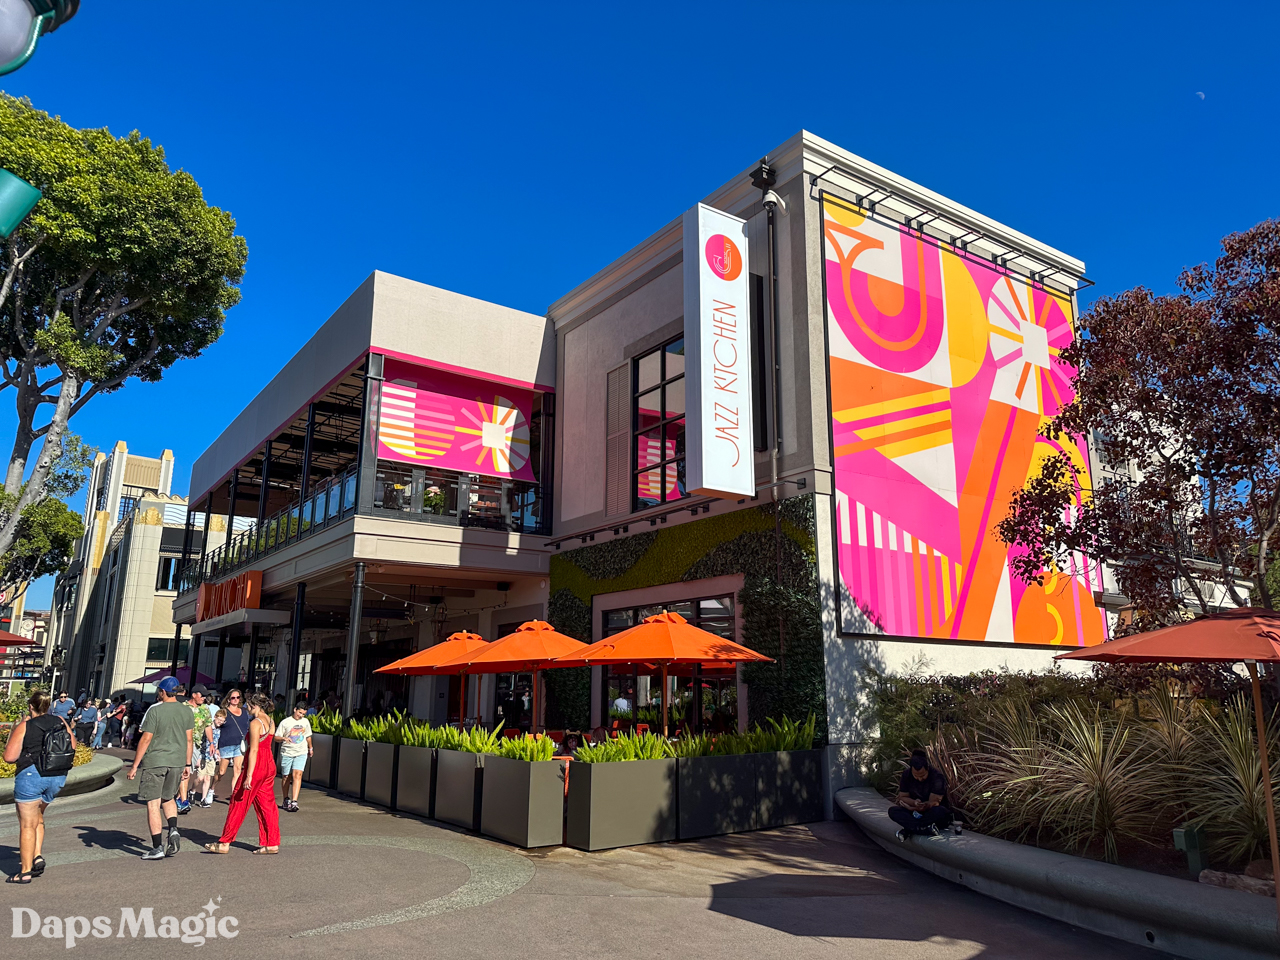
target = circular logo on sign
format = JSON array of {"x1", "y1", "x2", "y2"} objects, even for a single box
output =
[{"x1": 704, "y1": 234, "x2": 742, "y2": 281}]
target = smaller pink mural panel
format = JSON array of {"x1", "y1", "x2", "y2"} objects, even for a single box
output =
[{"x1": 377, "y1": 358, "x2": 537, "y2": 482}]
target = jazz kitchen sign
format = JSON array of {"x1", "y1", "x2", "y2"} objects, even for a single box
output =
[
  {"x1": 195, "y1": 571, "x2": 263, "y2": 623},
  {"x1": 682, "y1": 203, "x2": 754, "y2": 498}
]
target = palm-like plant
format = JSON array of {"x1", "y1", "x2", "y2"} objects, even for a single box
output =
[
  {"x1": 1036, "y1": 701, "x2": 1165, "y2": 864},
  {"x1": 1186, "y1": 694, "x2": 1280, "y2": 864}
]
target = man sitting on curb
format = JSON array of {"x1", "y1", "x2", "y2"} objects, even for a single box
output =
[{"x1": 889, "y1": 749, "x2": 953, "y2": 840}]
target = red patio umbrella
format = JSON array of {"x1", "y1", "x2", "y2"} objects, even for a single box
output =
[
  {"x1": 1057, "y1": 606, "x2": 1280, "y2": 928},
  {"x1": 553, "y1": 611, "x2": 773, "y2": 736},
  {"x1": 374, "y1": 631, "x2": 489, "y2": 723},
  {"x1": 434, "y1": 621, "x2": 587, "y2": 732}
]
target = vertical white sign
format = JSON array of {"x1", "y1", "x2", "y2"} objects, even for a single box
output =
[{"x1": 683, "y1": 203, "x2": 754, "y2": 498}]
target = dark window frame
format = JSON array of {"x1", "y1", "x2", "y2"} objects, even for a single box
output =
[{"x1": 631, "y1": 336, "x2": 688, "y2": 512}]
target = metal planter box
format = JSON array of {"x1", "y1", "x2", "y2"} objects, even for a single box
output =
[
  {"x1": 305, "y1": 733, "x2": 336, "y2": 788},
  {"x1": 364, "y1": 741, "x2": 397, "y2": 808},
  {"x1": 677, "y1": 754, "x2": 758, "y2": 840},
  {"x1": 434, "y1": 749, "x2": 484, "y2": 830},
  {"x1": 756, "y1": 749, "x2": 824, "y2": 828},
  {"x1": 480, "y1": 755, "x2": 566, "y2": 848},
  {"x1": 566, "y1": 758, "x2": 677, "y2": 851},
  {"x1": 337, "y1": 738, "x2": 366, "y2": 798},
  {"x1": 394, "y1": 745, "x2": 435, "y2": 818}
]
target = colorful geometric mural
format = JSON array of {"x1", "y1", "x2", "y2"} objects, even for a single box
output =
[
  {"x1": 377, "y1": 358, "x2": 537, "y2": 482},
  {"x1": 823, "y1": 196, "x2": 1106, "y2": 646}
]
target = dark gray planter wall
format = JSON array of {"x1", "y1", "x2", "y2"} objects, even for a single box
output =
[
  {"x1": 395, "y1": 745, "x2": 435, "y2": 818},
  {"x1": 306, "y1": 734, "x2": 336, "y2": 788},
  {"x1": 566, "y1": 758, "x2": 677, "y2": 851},
  {"x1": 364, "y1": 741, "x2": 396, "y2": 808},
  {"x1": 337, "y1": 738, "x2": 365, "y2": 798},
  {"x1": 756, "y1": 749, "x2": 824, "y2": 828},
  {"x1": 480, "y1": 755, "x2": 566, "y2": 848},
  {"x1": 434, "y1": 749, "x2": 484, "y2": 830},
  {"x1": 678, "y1": 754, "x2": 758, "y2": 840}
]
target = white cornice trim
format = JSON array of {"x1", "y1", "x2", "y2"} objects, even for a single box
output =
[{"x1": 547, "y1": 130, "x2": 1085, "y2": 326}]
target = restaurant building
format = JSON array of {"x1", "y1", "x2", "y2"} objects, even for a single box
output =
[{"x1": 176, "y1": 131, "x2": 1101, "y2": 792}]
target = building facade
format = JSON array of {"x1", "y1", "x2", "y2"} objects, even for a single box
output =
[
  {"x1": 174, "y1": 131, "x2": 1104, "y2": 790},
  {"x1": 53, "y1": 442, "x2": 221, "y2": 697}
]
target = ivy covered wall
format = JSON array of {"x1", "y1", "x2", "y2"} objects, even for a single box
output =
[{"x1": 545, "y1": 494, "x2": 826, "y2": 741}]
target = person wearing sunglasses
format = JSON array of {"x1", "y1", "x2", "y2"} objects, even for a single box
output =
[{"x1": 210, "y1": 689, "x2": 250, "y2": 799}]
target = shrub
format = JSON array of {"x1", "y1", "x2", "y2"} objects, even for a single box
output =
[
  {"x1": 575, "y1": 731, "x2": 673, "y2": 762},
  {"x1": 495, "y1": 734, "x2": 557, "y2": 762}
]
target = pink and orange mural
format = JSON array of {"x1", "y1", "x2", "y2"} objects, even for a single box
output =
[
  {"x1": 377, "y1": 359, "x2": 537, "y2": 482},
  {"x1": 823, "y1": 197, "x2": 1105, "y2": 646}
]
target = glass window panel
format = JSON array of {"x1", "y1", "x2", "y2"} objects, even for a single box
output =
[
  {"x1": 664, "y1": 378, "x2": 684, "y2": 419},
  {"x1": 637, "y1": 351, "x2": 661, "y2": 392},
  {"x1": 699, "y1": 620, "x2": 735, "y2": 639},
  {"x1": 666, "y1": 600, "x2": 694, "y2": 618},
  {"x1": 664, "y1": 339, "x2": 685, "y2": 379},
  {"x1": 665, "y1": 419, "x2": 685, "y2": 461},
  {"x1": 699, "y1": 596, "x2": 734, "y2": 617},
  {"x1": 635, "y1": 427, "x2": 666, "y2": 472},
  {"x1": 664, "y1": 462, "x2": 683, "y2": 502},
  {"x1": 635, "y1": 469, "x2": 663, "y2": 508},
  {"x1": 327, "y1": 485, "x2": 341, "y2": 521},
  {"x1": 343, "y1": 472, "x2": 357, "y2": 512},
  {"x1": 637, "y1": 605, "x2": 665, "y2": 620},
  {"x1": 604, "y1": 609, "x2": 634, "y2": 635},
  {"x1": 636, "y1": 388, "x2": 662, "y2": 432}
]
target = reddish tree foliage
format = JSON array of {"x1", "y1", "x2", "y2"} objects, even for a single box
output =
[{"x1": 998, "y1": 220, "x2": 1280, "y2": 630}]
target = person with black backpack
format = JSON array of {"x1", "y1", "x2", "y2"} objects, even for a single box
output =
[{"x1": 3, "y1": 689, "x2": 77, "y2": 884}]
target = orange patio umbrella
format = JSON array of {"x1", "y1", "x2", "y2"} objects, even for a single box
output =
[
  {"x1": 434, "y1": 620, "x2": 588, "y2": 733},
  {"x1": 553, "y1": 611, "x2": 773, "y2": 736},
  {"x1": 1057, "y1": 606, "x2": 1280, "y2": 929},
  {"x1": 374, "y1": 631, "x2": 489, "y2": 724}
]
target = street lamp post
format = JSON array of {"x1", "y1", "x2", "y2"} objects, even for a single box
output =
[
  {"x1": 0, "y1": 3, "x2": 78, "y2": 233},
  {"x1": 0, "y1": 0, "x2": 77, "y2": 76}
]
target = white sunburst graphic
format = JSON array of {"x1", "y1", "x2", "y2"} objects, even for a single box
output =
[{"x1": 456, "y1": 395, "x2": 530, "y2": 475}]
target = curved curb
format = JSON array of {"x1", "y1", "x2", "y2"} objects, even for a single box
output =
[
  {"x1": 837, "y1": 787, "x2": 1277, "y2": 960},
  {"x1": 0, "y1": 754, "x2": 123, "y2": 804}
]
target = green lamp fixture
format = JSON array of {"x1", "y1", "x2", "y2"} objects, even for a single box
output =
[
  {"x1": 0, "y1": 0, "x2": 78, "y2": 76},
  {"x1": 0, "y1": 168, "x2": 40, "y2": 238}
]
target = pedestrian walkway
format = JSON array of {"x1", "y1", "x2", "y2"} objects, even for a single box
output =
[{"x1": 0, "y1": 751, "x2": 1163, "y2": 959}]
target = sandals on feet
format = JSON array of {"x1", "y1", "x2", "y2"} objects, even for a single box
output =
[
  {"x1": 6, "y1": 871, "x2": 34, "y2": 884},
  {"x1": 30, "y1": 856, "x2": 45, "y2": 877},
  {"x1": 251, "y1": 846, "x2": 279, "y2": 855},
  {"x1": 203, "y1": 842, "x2": 231, "y2": 854}
]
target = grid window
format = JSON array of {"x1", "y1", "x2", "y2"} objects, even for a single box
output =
[
  {"x1": 633, "y1": 337, "x2": 687, "y2": 511},
  {"x1": 602, "y1": 594, "x2": 734, "y2": 639},
  {"x1": 118, "y1": 495, "x2": 137, "y2": 521}
]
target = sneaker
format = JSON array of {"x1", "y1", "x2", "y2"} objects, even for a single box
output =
[
  {"x1": 165, "y1": 828, "x2": 181, "y2": 857},
  {"x1": 200, "y1": 792, "x2": 214, "y2": 808},
  {"x1": 176, "y1": 800, "x2": 191, "y2": 815},
  {"x1": 141, "y1": 846, "x2": 167, "y2": 861},
  {"x1": 290, "y1": 801, "x2": 299, "y2": 812},
  {"x1": 928, "y1": 824, "x2": 942, "y2": 838},
  {"x1": 894, "y1": 829, "x2": 908, "y2": 842}
]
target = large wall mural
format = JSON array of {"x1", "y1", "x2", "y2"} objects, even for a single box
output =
[
  {"x1": 377, "y1": 358, "x2": 537, "y2": 482},
  {"x1": 823, "y1": 196, "x2": 1105, "y2": 646}
]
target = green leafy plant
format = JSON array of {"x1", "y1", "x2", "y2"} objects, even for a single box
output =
[
  {"x1": 436, "y1": 724, "x2": 502, "y2": 754},
  {"x1": 575, "y1": 731, "x2": 673, "y2": 763},
  {"x1": 309, "y1": 709, "x2": 344, "y2": 736},
  {"x1": 495, "y1": 733, "x2": 557, "y2": 762}
]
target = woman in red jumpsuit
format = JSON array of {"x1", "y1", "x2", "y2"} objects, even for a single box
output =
[{"x1": 204, "y1": 693, "x2": 280, "y2": 854}]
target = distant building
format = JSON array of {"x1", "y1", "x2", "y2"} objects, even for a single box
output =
[{"x1": 52, "y1": 441, "x2": 226, "y2": 697}]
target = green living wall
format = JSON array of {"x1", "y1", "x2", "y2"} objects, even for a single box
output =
[{"x1": 545, "y1": 494, "x2": 826, "y2": 741}]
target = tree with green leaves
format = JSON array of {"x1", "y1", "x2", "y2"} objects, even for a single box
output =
[{"x1": 0, "y1": 95, "x2": 247, "y2": 592}]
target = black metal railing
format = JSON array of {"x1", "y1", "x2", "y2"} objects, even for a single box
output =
[
  {"x1": 177, "y1": 459, "x2": 548, "y2": 597},
  {"x1": 370, "y1": 460, "x2": 546, "y2": 535},
  {"x1": 177, "y1": 466, "x2": 358, "y2": 595}
]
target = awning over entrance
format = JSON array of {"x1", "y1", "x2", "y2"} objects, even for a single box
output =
[{"x1": 192, "y1": 607, "x2": 291, "y2": 637}]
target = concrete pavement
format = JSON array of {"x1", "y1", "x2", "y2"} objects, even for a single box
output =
[{"x1": 0, "y1": 758, "x2": 1165, "y2": 959}]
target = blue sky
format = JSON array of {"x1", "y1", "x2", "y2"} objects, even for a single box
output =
[{"x1": 6, "y1": 1, "x2": 1279, "y2": 608}]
